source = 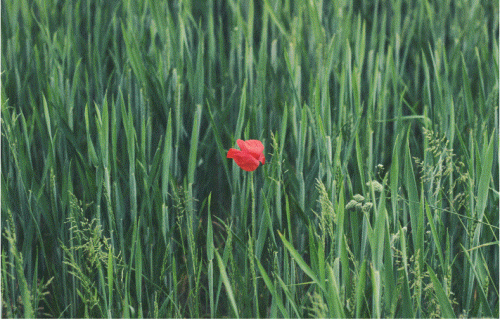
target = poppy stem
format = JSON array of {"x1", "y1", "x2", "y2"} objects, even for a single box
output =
[
  {"x1": 250, "y1": 172, "x2": 256, "y2": 243},
  {"x1": 249, "y1": 171, "x2": 259, "y2": 316}
]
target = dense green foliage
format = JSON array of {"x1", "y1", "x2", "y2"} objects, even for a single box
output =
[{"x1": 2, "y1": 0, "x2": 498, "y2": 318}]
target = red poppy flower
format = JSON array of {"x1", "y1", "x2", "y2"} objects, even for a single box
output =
[{"x1": 227, "y1": 139, "x2": 265, "y2": 171}]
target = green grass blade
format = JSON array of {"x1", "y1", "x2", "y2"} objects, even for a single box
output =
[
  {"x1": 274, "y1": 273, "x2": 301, "y2": 318},
  {"x1": 206, "y1": 101, "x2": 232, "y2": 192},
  {"x1": 355, "y1": 259, "x2": 367, "y2": 318},
  {"x1": 278, "y1": 231, "x2": 325, "y2": 292},
  {"x1": 399, "y1": 224, "x2": 414, "y2": 318},
  {"x1": 107, "y1": 246, "x2": 114, "y2": 317},
  {"x1": 460, "y1": 244, "x2": 494, "y2": 317},
  {"x1": 262, "y1": 0, "x2": 290, "y2": 40},
  {"x1": 254, "y1": 255, "x2": 290, "y2": 318},
  {"x1": 326, "y1": 263, "x2": 346, "y2": 318},
  {"x1": 206, "y1": 194, "x2": 215, "y2": 318},
  {"x1": 404, "y1": 131, "x2": 420, "y2": 251},
  {"x1": 215, "y1": 250, "x2": 239, "y2": 318},
  {"x1": 425, "y1": 200, "x2": 445, "y2": 273},
  {"x1": 4, "y1": 210, "x2": 34, "y2": 318},
  {"x1": 187, "y1": 104, "x2": 202, "y2": 185},
  {"x1": 427, "y1": 264, "x2": 457, "y2": 318},
  {"x1": 475, "y1": 132, "x2": 495, "y2": 224}
]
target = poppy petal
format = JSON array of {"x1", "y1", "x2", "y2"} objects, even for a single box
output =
[
  {"x1": 237, "y1": 139, "x2": 265, "y2": 164},
  {"x1": 227, "y1": 148, "x2": 240, "y2": 159},
  {"x1": 227, "y1": 149, "x2": 260, "y2": 171},
  {"x1": 259, "y1": 153, "x2": 265, "y2": 164},
  {"x1": 237, "y1": 139, "x2": 264, "y2": 153}
]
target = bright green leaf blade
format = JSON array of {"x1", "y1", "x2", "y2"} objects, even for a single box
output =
[
  {"x1": 427, "y1": 264, "x2": 457, "y2": 318},
  {"x1": 215, "y1": 250, "x2": 239, "y2": 318},
  {"x1": 255, "y1": 256, "x2": 290, "y2": 318},
  {"x1": 278, "y1": 231, "x2": 325, "y2": 292}
]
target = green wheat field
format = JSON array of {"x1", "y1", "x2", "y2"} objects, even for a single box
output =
[{"x1": 1, "y1": 0, "x2": 499, "y2": 318}]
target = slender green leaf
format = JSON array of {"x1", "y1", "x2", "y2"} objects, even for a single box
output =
[
  {"x1": 255, "y1": 256, "x2": 289, "y2": 318},
  {"x1": 427, "y1": 264, "x2": 457, "y2": 318},
  {"x1": 278, "y1": 231, "x2": 325, "y2": 292},
  {"x1": 215, "y1": 250, "x2": 239, "y2": 318},
  {"x1": 404, "y1": 132, "x2": 420, "y2": 250}
]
